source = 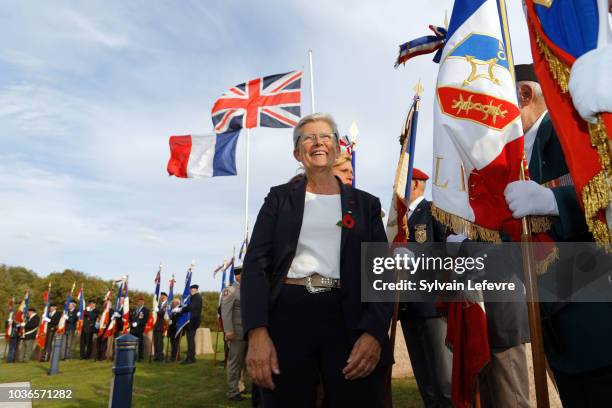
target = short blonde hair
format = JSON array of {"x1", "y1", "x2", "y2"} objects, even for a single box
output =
[{"x1": 333, "y1": 152, "x2": 352, "y2": 167}]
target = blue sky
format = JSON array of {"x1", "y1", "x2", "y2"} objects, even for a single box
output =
[{"x1": 0, "y1": 0, "x2": 533, "y2": 293}]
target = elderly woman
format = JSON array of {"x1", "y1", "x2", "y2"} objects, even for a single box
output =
[
  {"x1": 241, "y1": 113, "x2": 392, "y2": 407},
  {"x1": 332, "y1": 152, "x2": 353, "y2": 186}
]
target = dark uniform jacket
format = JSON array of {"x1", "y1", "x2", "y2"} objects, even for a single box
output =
[
  {"x1": 48, "y1": 311, "x2": 61, "y2": 333},
  {"x1": 154, "y1": 301, "x2": 167, "y2": 332},
  {"x1": 167, "y1": 310, "x2": 178, "y2": 339},
  {"x1": 186, "y1": 294, "x2": 202, "y2": 329},
  {"x1": 23, "y1": 314, "x2": 40, "y2": 340},
  {"x1": 83, "y1": 308, "x2": 99, "y2": 334},
  {"x1": 400, "y1": 197, "x2": 448, "y2": 319},
  {"x1": 66, "y1": 309, "x2": 78, "y2": 332},
  {"x1": 130, "y1": 306, "x2": 149, "y2": 336},
  {"x1": 531, "y1": 114, "x2": 612, "y2": 374},
  {"x1": 241, "y1": 177, "x2": 393, "y2": 364}
]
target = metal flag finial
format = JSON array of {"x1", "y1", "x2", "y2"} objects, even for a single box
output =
[
  {"x1": 414, "y1": 79, "x2": 424, "y2": 97},
  {"x1": 348, "y1": 121, "x2": 359, "y2": 144},
  {"x1": 444, "y1": 9, "x2": 449, "y2": 29}
]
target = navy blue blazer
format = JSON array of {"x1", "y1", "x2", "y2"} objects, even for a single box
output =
[{"x1": 241, "y1": 176, "x2": 393, "y2": 364}]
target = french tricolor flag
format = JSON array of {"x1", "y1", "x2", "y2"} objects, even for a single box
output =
[{"x1": 167, "y1": 130, "x2": 240, "y2": 178}]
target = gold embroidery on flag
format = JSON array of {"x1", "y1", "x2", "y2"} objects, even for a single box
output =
[
  {"x1": 463, "y1": 56, "x2": 502, "y2": 86},
  {"x1": 431, "y1": 204, "x2": 501, "y2": 242}
]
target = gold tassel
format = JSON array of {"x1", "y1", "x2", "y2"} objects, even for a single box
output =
[
  {"x1": 535, "y1": 34, "x2": 570, "y2": 93},
  {"x1": 584, "y1": 118, "x2": 612, "y2": 248},
  {"x1": 536, "y1": 31, "x2": 612, "y2": 248},
  {"x1": 529, "y1": 216, "x2": 552, "y2": 233},
  {"x1": 582, "y1": 171, "x2": 611, "y2": 249},
  {"x1": 431, "y1": 205, "x2": 501, "y2": 242},
  {"x1": 535, "y1": 246, "x2": 559, "y2": 276}
]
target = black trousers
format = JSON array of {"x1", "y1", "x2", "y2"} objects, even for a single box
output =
[
  {"x1": 153, "y1": 330, "x2": 164, "y2": 360},
  {"x1": 96, "y1": 337, "x2": 108, "y2": 360},
  {"x1": 261, "y1": 285, "x2": 386, "y2": 408},
  {"x1": 134, "y1": 333, "x2": 144, "y2": 360},
  {"x1": 80, "y1": 331, "x2": 94, "y2": 359},
  {"x1": 169, "y1": 334, "x2": 180, "y2": 361},
  {"x1": 553, "y1": 365, "x2": 612, "y2": 408},
  {"x1": 186, "y1": 328, "x2": 196, "y2": 361},
  {"x1": 44, "y1": 331, "x2": 56, "y2": 361}
]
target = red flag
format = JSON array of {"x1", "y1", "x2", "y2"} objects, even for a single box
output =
[
  {"x1": 36, "y1": 289, "x2": 50, "y2": 350},
  {"x1": 98, "y1": 289, "x2": 112, "y2": 338},
  {"x1": 524, "y1": 0, "x2": 611, "y2": 246},
  {"x1": 443, "y1": 300, "x2": 490, "y2": 408},
  {"x1": 121, "y1": 281, "x2": 130, "y2": 335}
]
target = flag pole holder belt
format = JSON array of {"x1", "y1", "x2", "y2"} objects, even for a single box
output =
[{"x1": 285, "y1": 273, "x2": 341, "y2": 293}]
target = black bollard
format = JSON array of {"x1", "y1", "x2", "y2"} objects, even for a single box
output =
[
  {"x1": 48, "y1": 334, "x2": 63, "y2": 375},
  {"x1": 108, "y1": 333, "x2": 138, "y2": 408}
]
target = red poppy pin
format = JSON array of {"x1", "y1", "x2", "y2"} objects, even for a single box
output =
[{"x1": 336, "y1": 211, "x2": 355, "y2": 229}]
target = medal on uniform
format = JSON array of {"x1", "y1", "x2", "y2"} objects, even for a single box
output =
[{"x1": 415, "y1": 224, "x2": 427, "y2": 243}]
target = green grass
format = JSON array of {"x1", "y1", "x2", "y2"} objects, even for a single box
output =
[{"x1": 0, "y1": 333, "x2": 422, "y2": 407}]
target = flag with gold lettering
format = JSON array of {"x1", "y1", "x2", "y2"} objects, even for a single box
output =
[{"x1": 431, "y1": 0, "x2": 523, "y2": 241}]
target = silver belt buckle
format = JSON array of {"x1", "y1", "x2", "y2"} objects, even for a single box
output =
[{"x1": 306, "y1": 276, "x2": 331, "y2": 294}]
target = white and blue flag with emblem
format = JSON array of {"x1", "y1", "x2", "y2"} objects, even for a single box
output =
[
  {"x1": 175, "y1": 265, "x2": 193, "y2": 338},
  {"x1": 431, "y1": 0, "x2": 524, "y2": 240}
]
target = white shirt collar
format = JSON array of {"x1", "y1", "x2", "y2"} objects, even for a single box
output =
[
  {"x1": 524, "y1": 110, "x2": 548, "y2": 163},
  {"x1": 408, "y1": 195, "x2": 425, "y2": 213}
]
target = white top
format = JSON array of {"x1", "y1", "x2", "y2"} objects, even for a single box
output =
[
  {"x1": 408, "y1": 195, "x2": 425, "y2": 219},
  {"x1": 287, "y1": 192, "x2": 342, "y2": 279},
  {"x1": 524, "y1": 111, "x2": 547, "y2": 164}
]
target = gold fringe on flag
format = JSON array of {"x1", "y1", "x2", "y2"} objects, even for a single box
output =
[
  {"x1": 529, "y1": 216, "x2": 552, "y2": 233},
  {"x1": 431, "y1": 204, "x2": 501, "y2": 242},
  {"x1": 535, "y1": 34, "x2": 570, "y2": 93},
  {"x1": 535, "y1": 246, "x2": 559, "y2": 276},
  {"x1": 536, "y1": 33, "x2": 612, "y2": 248}
]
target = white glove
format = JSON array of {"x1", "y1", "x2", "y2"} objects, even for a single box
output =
[
  {"x1": 172, "y1": 307, "x2": 181, "y2": 313},
  {"x1": 77, "y1": 312, "x2": 81, "y2": 318},
  {"x1": 43, "y1": 317, "x2": 51, "y2": 323},
  {"x1": 569, "y1": 46, "x2": 612, "y2": 124},
  {"x1": 446, "y1": 234, "x2": 467, "y2": 243},
  {"x1": 86, "y1": 306, "x2": 91, "y2": 312},
  {"x1": 446, "y1": 233, "x2": 467, "y2": 256},
  {"x1": 504, "y1": 180, "x2": 559, "y2": 218},
  {"x1": 393, "y1": 247, "x2": 414, "y2": 258},
  {"x1": 132, "y1": 322, "x2": 137, "y2": 328},
  {"x1": 112, "y1": 312, "x2": 121, "y2": 319}
]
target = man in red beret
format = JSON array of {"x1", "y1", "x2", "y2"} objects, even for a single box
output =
[{"x1": 398, "y1": 168, "x2": 453, "y2": 408}]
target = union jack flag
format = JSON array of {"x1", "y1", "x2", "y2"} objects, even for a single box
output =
[{"x1": 211, "y1": 71, "x2": 302, "y2": 134}]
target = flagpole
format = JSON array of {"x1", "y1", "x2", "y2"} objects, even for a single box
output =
[
  {"x1": 308, "y1": 49, "x2": 316, "y2": 113},
  {"x1": 244, "y1": 129, "x2": 251, "y2": 242},
  {"x1": 385, "y1": 81, "x2": 423, "y2": 408},
  {"x1": 497, "y1": 0, "x2": 550, "y2": 405}
]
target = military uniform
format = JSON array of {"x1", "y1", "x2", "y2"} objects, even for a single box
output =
[
  {"x1": 167, "y1": 307, "x2": 180, "y2": 361},
  {"x1": 5, "y1": 320, "x2": 19, "y2": 363},
  {"x1": 153, "y1": 299, "x2": 168, "y2": 361},
  {"x1": 530, "y1": 113, "x2": 612, "y2": 406},
  {"x1": 221, "y1": 281, "x2": 247, "y2": 400},
  {"x1": 80, "y1": 306, "x2": 98, "y2": 359},
  {"x1": 62, "y1": 308, "x2": 77, "y2": 359},
  {"x1": 44, "y1": 310, "x2": 61, "y2": 361},
  {"x1": 19, "y1": 313, "x2": 39, "y2": 362},
  {"x1": 398, "y1": 189, "x2": 454, "y2": 408},
  {"x1": 130, "y1": 304, "x2": 150, "y2": 361}
]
